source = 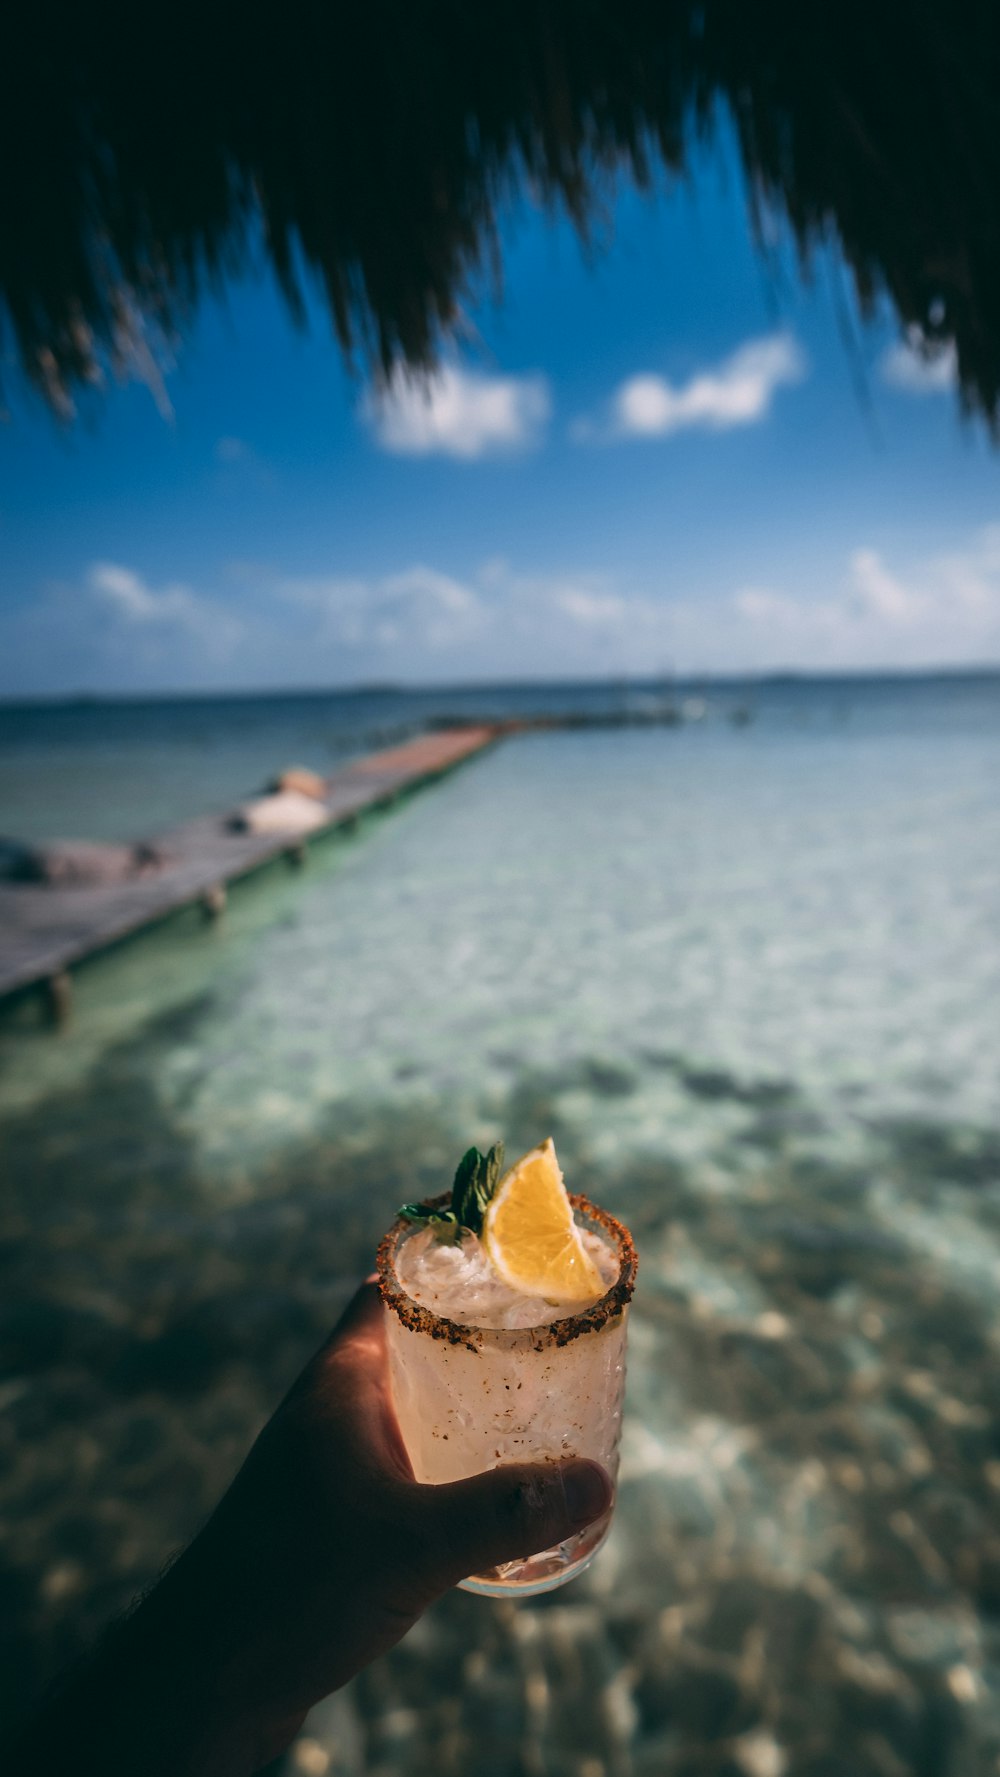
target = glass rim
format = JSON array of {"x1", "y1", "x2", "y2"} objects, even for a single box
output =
[{"x1": 376, "y1": 1190, "x2": 638, "y2": 1350}]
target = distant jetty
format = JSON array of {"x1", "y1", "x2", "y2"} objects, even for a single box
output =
[
  {"x1": 432, "y1": 701, "x2": 753, "y2": 732},
  {"x1": 431, "y1": 708, "x2": 684, "y2": 731},
  {"x1": 0, "y1": 703, "x2": 756, "y2": 1025},
  {"x1": 0, "y1": 726, "x2": 499, "y2": 1023}
]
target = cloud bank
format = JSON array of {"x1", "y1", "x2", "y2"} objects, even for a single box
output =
[
  {"x1": 276, "y1": 564, "x2": 486, "y2": 655},
  {"x1": 3, "y1": 531, "x2": 999, "y2": 696}
]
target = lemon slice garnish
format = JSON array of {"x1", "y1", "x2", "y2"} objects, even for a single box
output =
[{"x1": 482, "y1": 1138, "x2": 605, "y2": 1304}]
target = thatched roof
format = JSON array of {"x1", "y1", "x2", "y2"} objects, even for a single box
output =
[{"x1": 3, "y1": 2, "x2": 999, "y2": 421}]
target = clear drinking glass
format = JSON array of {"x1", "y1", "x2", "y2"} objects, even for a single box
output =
[{"x1": 377, "y1": 1193, "x2": 637, "y2": 1596}]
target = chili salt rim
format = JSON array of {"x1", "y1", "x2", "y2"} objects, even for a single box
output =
[{"x1": 376, "y1": 1190, "x2": 637, "y2": 1349}]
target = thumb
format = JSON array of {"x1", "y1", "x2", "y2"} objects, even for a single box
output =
[{"x1": 416, "y1": 1458, "x2": 613, "y2": 1594}]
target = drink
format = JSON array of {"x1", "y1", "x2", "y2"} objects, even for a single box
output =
[{"x1": 377, "y1": 1142, "x2": 637, "y2": 1596}]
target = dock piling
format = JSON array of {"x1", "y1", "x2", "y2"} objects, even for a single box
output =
[
  {"x1": 46, "y1": 970, "x2": 72, "y2": 1028},
  {"x1": 201, "y1": 883, "x2": 227, "y2": 921}
]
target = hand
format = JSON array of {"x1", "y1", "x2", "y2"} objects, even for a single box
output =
[
  {"x1": 19, "y1": 1281, "x2": 612, "y2": 1777},
  {"x1": 185, "y1": 1279, "x2": 613, "y2": 1767}
]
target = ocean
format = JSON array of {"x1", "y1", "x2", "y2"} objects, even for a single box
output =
[{"x1": 1, "y1": 673, "x2": 999, "y2": 1774}]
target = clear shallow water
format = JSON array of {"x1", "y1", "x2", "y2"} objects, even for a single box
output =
[
  {"x1": 2, "y1": 677, "x2": 1000, "y2": 1775},
  {"x1": 0, "y1": 680, "x2": 714, "y2": 842},
  {"x1": 0, "y1": 672, "x2": 994, "y2": 839}
]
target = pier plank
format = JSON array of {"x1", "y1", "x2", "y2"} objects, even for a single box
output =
[{"x1": 0, "y1": 726, "x2": 497, "y2": 1004}]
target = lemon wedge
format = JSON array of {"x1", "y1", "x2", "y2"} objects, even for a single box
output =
[{"x1": 482, "y1": 1137, "x2": 605, "y2": 1304}]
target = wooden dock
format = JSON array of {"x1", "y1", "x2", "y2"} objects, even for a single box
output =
[{"x1": 0, "y1": 726, "x2": 499, "y2": 1016}]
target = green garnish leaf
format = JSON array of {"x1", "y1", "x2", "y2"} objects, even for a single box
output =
[
  {"x1": 397, "y1": 1140, "x2": 506, "y2": 1241},
  {"x1": 452, "y1": 1140, "x2": 505, "y2": 1236},
  {"x1": 398, "y1": 1203, "x2": 460, "y2": 1237},
  {"x1": 398, "y1": 1203, "x2": 457, "y2": 1225}
]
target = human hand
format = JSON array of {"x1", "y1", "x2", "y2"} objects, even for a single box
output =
[
  {"x1": 32, "y1": 1280, "x2": 611, "y2": 1776},
  {"x1": 180, "y1": 1278, "x2": 612, "y2": 1767}
]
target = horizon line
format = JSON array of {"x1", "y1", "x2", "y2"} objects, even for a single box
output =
[{"x1": 1, "y1": 660, "x2": 999, "y2": 711}]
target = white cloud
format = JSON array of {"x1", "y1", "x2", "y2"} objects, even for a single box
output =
[
  {"x1": 0, "y1": 564, "x2": 248, "y2": 695},
  {"x1": 275, "y1": 564, "x2": 487, "y2": 656},
  {"x1": 577, "y1": 334, "x2": 806, "y2": 443},
  {"x1": 88, "y1": 562, "x2": 212, "y2": 629},
  {"x1": 364, "y1": 364, "x2": 551, "y2": 458},
  {"x1": 555, "y1": 588, "x2": 630, "y2": 627},
  {"x1": 244, "y1": 560, "x2": 644, "y2": 678},
  {"x1": 86, "y1": 563, "x2": 244, "y2": 657},
  {"x1": 5, "y1": 531, "x2": 999, "y2": 699},
  {"x1": 437, "y1": 537, "x2": 1000, "y2": 676},
  {"x1": 86, "y1": 561, "x2": 244, "y2": 662},
  {"x1": 881, "y1": 334, "x2": 957, "y2": 395},
  {"x1": 719, "y1": 535, "x2": 1000, "y2": 670},
  {"x1": 849, "y1": 548, "x2": 921, "y2": 623}
]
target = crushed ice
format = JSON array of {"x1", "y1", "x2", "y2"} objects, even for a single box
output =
[{"x1": 395, "y1": 1225, "x2": 616, "y2": 1330}]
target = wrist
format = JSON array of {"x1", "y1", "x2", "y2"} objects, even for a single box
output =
[
  {"x1": 123, "y1": 1534, "x2": 297, "y2": 1775},
  {"x1": 21, "y1": 1536, "x2": 293, "y2": 1777}
]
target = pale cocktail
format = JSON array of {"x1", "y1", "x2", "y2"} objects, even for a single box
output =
[{"x1": 377, "y1": 1141, "x2": 637, "y2": 1596}]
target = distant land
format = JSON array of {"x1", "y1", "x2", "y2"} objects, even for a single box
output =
[{"x1": 0, "y1": 664, "x2": 998, "y2": 711}]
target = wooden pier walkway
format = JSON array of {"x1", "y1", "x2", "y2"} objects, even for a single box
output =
[{"x1": 0, "y1": 725, "x2": 499, "y2": 1015}]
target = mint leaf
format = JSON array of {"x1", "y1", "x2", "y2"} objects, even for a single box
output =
[
  {"x1": 449, "y1": 1147, "x2": 481, "y2": 1221},
  {"x1": 396, "y1": 1140, "x2": 506, "y2": 1241},
  {"x1": 398, "y1": 1203, "x2": 458, "y2": 1225},
  {"x1": 397, "y1": 1203, "x2": 461, "y2": 1244},
  {"x1": 452, "y1": 1140, "x2": 505, "y2": 1235}
]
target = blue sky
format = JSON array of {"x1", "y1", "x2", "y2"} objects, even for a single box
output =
[{"x1": 1, "y1": 134, "x2": 999, "y2": 695}]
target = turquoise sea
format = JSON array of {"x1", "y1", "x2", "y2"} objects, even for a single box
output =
[{"x1": 1, "y1": 675, "x2": 999, "y2": 1775}]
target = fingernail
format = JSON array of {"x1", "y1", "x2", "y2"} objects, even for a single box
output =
[{"x1": 563, "y1": 1462, "x2": 611, "y2": 1527}]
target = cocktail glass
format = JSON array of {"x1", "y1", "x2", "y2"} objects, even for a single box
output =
[{"x1": 377, "y1": 1192, "x2": 637, "y2": 1596}]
